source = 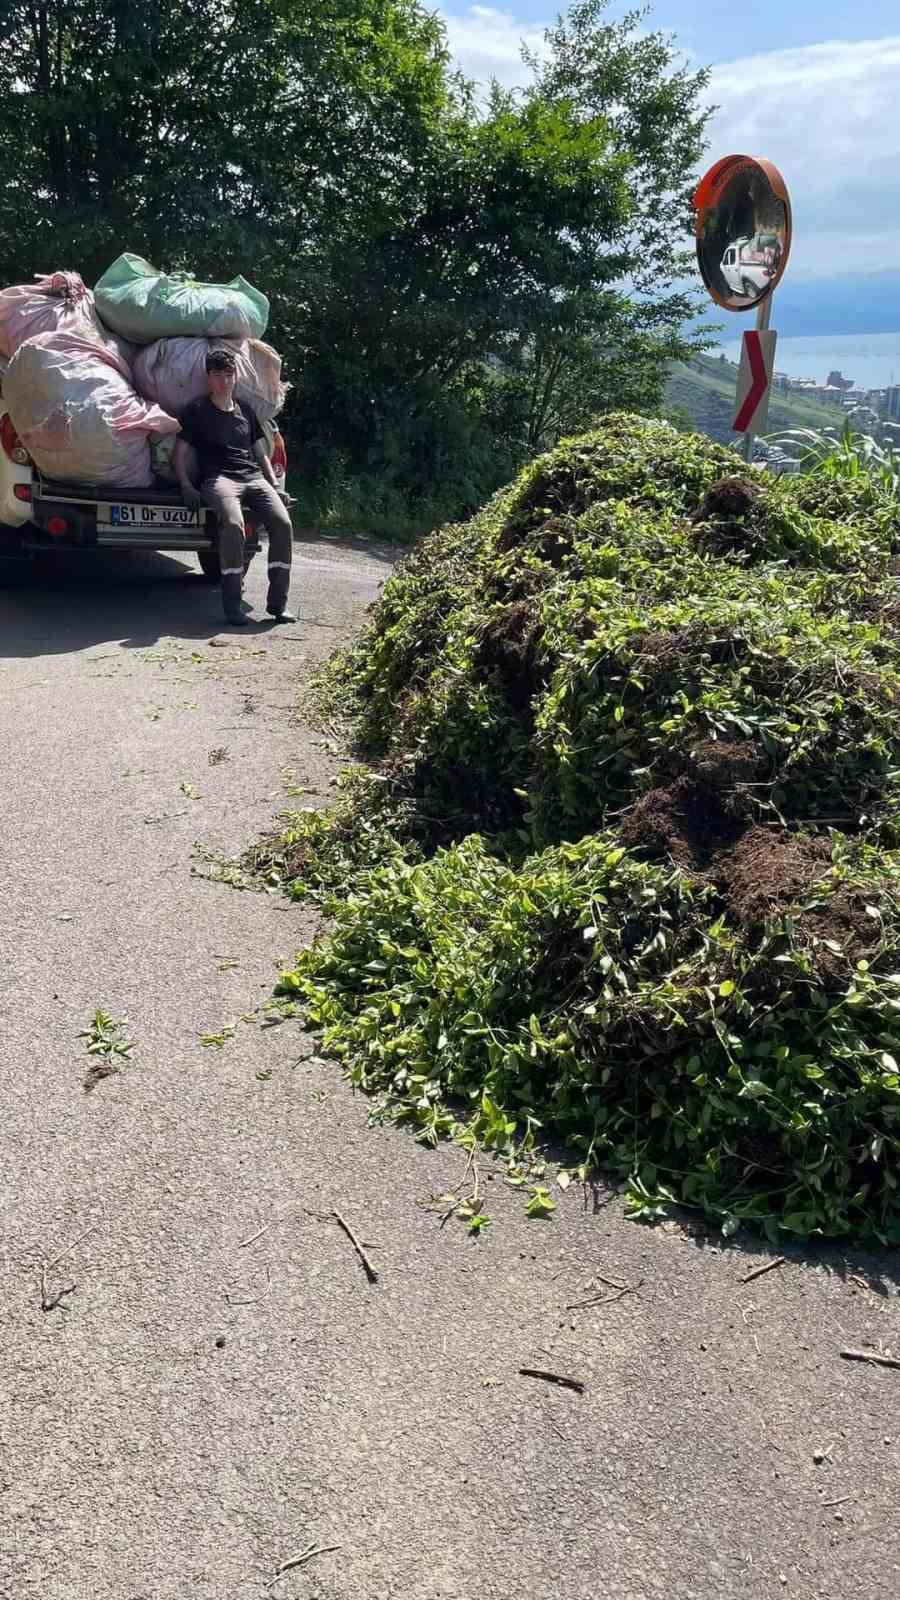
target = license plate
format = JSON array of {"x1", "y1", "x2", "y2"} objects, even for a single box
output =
[{"x1": 98, "y1": 502, "x2": 205, "y2": 529}]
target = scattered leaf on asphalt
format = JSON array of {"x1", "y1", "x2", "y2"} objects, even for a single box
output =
[
  {"x1": 200, "y1": 1024, "x2": 237, "y2": 1048},
  {"x1": 79, "y1": 1009, "x2": 135, "y2": 1092}
]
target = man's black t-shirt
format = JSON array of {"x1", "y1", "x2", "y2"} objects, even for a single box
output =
[{"x1": 179, "y1": 396, "x2": 263, "y2": 484}]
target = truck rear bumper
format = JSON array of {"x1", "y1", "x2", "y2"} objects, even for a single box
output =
[
  {"x1": 30, "y1": 484, "x2": 218, "y2": 552},
  {"x1": 94, "y1": 526, "x2": 216, "y2": 550}
]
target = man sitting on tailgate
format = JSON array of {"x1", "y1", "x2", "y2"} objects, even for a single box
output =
[{"x1": 174, "y1": 346, "x2": 295, "y2": 627}]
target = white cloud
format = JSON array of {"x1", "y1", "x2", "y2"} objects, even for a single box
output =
[
  {"x1": 707, "y1": 38, "x2": 900, "y2": 279},
  {"x1": 439, "y1": 5, "x2": 550, "y2": 91},
  {"x1": 439, "y1": 12, "x2": 900, "y2": 283}
]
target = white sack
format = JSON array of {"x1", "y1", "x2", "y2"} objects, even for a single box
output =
[
  {"x1": 132, "y1": 336, "x2": 286, "y2": 422},
  {"x1": 5, "y1": 331, "x2": 179, "y2": 488}
]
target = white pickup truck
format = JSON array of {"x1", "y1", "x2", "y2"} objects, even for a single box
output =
[
  {"x1": 0, "y1": 397, "x2": 287, "y2": 581},
  {"x1": 720, "y1": 235, "x2": 778, "y2": 300}
]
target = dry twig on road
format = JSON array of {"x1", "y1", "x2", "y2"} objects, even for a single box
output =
[
  {"x1": 565, "y1": 1278, "x2": 643, "y2": 1311},
  {"x1": 741, "y1": 1256, "x2": 786, "y2": 1285},
  {"x1": 238, "y1": 1220, "x2": 275, "y2": 1249},
  {"x1": 266, "y1": 1544, "x2": 341, "y2": 1585},
  {"x1": 519, "y1": 1368, "x2": 585, "y2": 1395},
  {"x1": 38, "y1": 1223, "x2": 98, "y2": 1313},
  {"x1": 333, "y1": 1210, "x2": 379, "y2": 1283},
  {"x1": 840, "y1": 1347, "x2": 900, "y2": 1371},
  {"x1": 40, "y1": 1269, "x2": 75, "y2": 1312}
]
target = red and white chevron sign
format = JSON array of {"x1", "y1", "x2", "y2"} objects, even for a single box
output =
[{"x1": 733, "y1": 329, "x2": 778, "y2": 434}]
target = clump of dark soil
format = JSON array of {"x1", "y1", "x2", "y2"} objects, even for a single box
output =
[
  {"x1": 689, "y1": 739, "x2": 761, "y2": 786},
  {"x1": 475, "y1": 601, "x2": 546, "y2": 713},
  {"x1": 620, "y1": 776, "x2": 741, "y2": 870},
  {"x1": 679, "y1": 738, "x2": 765, "y2": 793},
  {"x1": 629, "y1": 629, "x2": 750, "y2": 686},
  {"x1": 630, "y1": 625, "x2": 706, "y2": 677},
  {"x1": 719, "y1": 825, "x2": 832, "y2": 927},
  {"x1": 621, "y1": 740, "x2": 768, "y2": 871},
  {"x1": 694, "y1": 476, "x2": 761, "y2": 522},
  {"x1": 692, "y1": 474, "x2": 765, "y2": 556},
  {"x1": 733, "y1": 1129, "x2": 788, "y2": 1179},
  {"x1": 798, "y1": 895, "x2": 882, "y2": 984}
]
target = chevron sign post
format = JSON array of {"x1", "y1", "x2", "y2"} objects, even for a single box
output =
[{"x1": 733, "y1": 327, "x2": 777, "y2": 436}]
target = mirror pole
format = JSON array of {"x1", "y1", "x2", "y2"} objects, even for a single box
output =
[{"x1": 742, "y1": 292, "x2": 774, "y2": 464}]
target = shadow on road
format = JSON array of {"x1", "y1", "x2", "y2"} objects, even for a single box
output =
[
  {"x1": 0, "y1": 531, "x2": 398, "y2": 659},
  {"x1": 0, "y1": 549, "x2": 236, "y2": 657},
  {"x1": 292, "y1": 528, "x2": 402, "y2": 569},
  {"x1": 679, "y1": 1218, "x2": 900, "y2": 1297},
  {"x1": 547, "y1": 1147, "x2": 900, "y2": 1296}
]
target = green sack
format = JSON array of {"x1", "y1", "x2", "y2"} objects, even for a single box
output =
[{"x1": 94, "y1": 253, "x2": 269, "y2": 344}]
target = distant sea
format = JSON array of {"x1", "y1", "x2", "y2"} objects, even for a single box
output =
[{"x1": 716, "y1": 331, "x2": 900, "y2": 392}]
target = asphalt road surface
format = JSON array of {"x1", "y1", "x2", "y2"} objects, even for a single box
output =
[{"x1": 1, "y1": 538, "x2": 898, "y2": 1600}]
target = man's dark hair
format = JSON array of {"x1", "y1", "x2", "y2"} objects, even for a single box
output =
[{"x1": 205, "y1": 347, "x2": 237, "y2": 374}]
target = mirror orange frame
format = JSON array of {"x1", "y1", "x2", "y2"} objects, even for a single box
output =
[{"x1": 693, "y1": 155, "x2": 792, "y2": 313}]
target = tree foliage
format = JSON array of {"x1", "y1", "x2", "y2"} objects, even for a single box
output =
[{"x1": 0, "y1": 0, "x2": 712, "y2": 521}]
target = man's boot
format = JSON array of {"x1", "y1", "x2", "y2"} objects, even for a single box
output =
[{"x1": 222, "y1": 567, "x2": 248, "y2": 625}]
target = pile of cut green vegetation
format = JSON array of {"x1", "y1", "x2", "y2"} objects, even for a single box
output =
[{"x1": 261, "y1": 414, "x2": 900, "y2": 1242}]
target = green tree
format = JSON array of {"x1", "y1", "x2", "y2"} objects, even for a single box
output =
[
  {"x1": 0, "y1": 0, "x2": 452, "y2": 282},
  {"x1": 290, "y1": 0, "x2": 712, "y2": 507},
  {"x1": 477, "y1": 0, "x2": 712, "y2": 461},
  {"x1": 526, "y1": 0, "x2": 710, "y2": 303},
  {"x1": 0, "y1": 0, "x2": 712, "y2": 525},
  {"x1": 482, "y1": 291, "x2": 687, "y2": 457}
]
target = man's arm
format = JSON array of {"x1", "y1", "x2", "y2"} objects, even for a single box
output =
[
  {"x1": 173, "y1": 438, "x2": 205, "y2": 507},
  {"x1": 253, "y1": 436, "x2": 280, "y2": 490}
]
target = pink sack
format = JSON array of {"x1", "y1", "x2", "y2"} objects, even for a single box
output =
[
  {"x1": 4, "y1": 331, "x2": 179, "y2": 487},
  {"x1": 0, "y1": 272, "x2": 123, "y2": 361}
]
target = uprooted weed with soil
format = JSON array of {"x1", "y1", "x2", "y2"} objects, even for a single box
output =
[{"x1": 259, "y1": 414, "x2": 900, "y2": 1243}]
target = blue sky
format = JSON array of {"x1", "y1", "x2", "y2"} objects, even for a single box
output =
[
  {"x1": 478, "y1": 0, "x2": 899, "y2": 63},
  {"x1": 437, "y1": 1, "x2": 900, "y2": 333}
]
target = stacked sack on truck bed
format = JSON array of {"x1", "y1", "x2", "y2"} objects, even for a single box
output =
[
  {"x1": 0, "y1": 269, "x2": 177, "y2": 486},
  {"x1": 93, "y1": 253, "x2": 269, "y2": 343},
  {"x1": 4, "y1": 334, "x2": 179, "y2": 488},
  {"x1": 133, "y1": 336, "x2": 285, "y2": 425},
  {"x1": 0, "y1": 254, "x2": 282, "y2": 489},
  {"x1": 0, "y1": 270, "x2": 126, "y2": 362},
  {"x1": 133, "y1": 334, "x2": 286, "y2": 483}
]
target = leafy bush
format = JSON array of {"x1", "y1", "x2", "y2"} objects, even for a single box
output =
[
  {"x1": 770, "y1": 421, "x2": 900, "y2": 509},
  {"x1": 292, "y1": 457, "x2": 472, "y2": 544},
  {"x1": 271, "y1": 414, "x2": 900, "y2": 1242}
]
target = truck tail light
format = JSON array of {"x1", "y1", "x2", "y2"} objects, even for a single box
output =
[
  {"x1": 1, "y1": 413, "x2": 29, "y2": 465},
  {"x1": 13, "y1": 483, "x2": 32, "y2": 502},
  {"x1": 46, "y1": 515, "x2": 69, "y2": 536}
]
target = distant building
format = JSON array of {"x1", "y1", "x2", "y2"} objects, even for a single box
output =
[
  {"x1": 886, "y1": 386, "x2": 900, "y2": 421},
  {"x1": 797, "y1": 385, "x2": 847, "y2": 405},
  {"x1": 827, "y1": 370, "x2": 854, "y2": 391}
]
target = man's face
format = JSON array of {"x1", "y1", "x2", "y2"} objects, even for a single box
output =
[{"x1": 207, "y1": 364, "x2": 236, "y2": 403}]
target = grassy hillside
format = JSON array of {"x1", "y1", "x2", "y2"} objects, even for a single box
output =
[{"x1": 667, "y1": 353, "x2": 841, "y2": 445}]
